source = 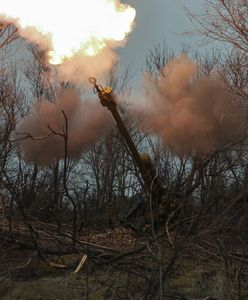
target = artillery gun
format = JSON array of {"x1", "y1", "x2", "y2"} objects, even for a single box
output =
[{"x1": 89, "y1": 78, "x2": 176, "y2": 230}]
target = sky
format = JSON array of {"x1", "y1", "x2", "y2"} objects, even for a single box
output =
[{"x1": 118, "y1": 0, "x2": 205, "y2": 76}]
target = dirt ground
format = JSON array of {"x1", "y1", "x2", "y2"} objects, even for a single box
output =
[
  {"x1": 1, "y1": 250, "x2": 243, "y2": 300},
  {"x1": 1, "y1": 221, "x2": 248, "y2": 299}
]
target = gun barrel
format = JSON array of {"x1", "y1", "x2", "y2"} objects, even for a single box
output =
[{"x1": 89, "y1": 78, "x2": 163, "y2": 200}]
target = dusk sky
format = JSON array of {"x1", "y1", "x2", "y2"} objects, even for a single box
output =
[{"x1": 119, "y1": 0, "x2": 205, "y2": 75}]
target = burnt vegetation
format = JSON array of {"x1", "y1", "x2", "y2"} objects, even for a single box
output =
[{"x1": 0, "y1": 1, "x2": 248, "y2": 299}]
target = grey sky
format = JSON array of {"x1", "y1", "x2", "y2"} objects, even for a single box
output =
[{"x1": 119, "y1": 0, "x2": 204, "y2": 75}]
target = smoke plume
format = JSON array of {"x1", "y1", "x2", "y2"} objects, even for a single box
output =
[
  {"x1": 143, "y1": 55, "x2": 246, "y2": 155},
  {"x1": 18, "y1": 88, "x2": 110, "y2": 165},
  {"x1": 57, "y1": 47, "x2": 118, "y2": 84}
]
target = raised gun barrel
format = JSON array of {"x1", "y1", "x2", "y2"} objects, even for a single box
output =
[{"x1": 89, "y1": 77, "x2": 163, "y2": 204}]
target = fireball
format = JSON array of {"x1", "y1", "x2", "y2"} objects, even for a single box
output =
[{"x1": 0, "y1": 0, "x2": 136, "y2": 64}]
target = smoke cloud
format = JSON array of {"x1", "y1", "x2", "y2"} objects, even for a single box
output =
[
  {"x1": 143, "y1": 55, "x2": 246, "y2": 155},
  {"x1": 57, "y1": 46, "x2": 118, "y2": 84},
  {"x1": 18, "y1": 88, "x2": 110, "y2": 165}
]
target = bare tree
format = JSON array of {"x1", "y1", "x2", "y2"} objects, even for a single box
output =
[
  {"x1": 186, "y1": 0, "x2": 248, "y2": 53},
  {"x1": 186, "y1": 0, "x2": 248, "y2": 100},
  {"x1": 0, "y1": 23, "x2": 18, "y2": 50}
]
